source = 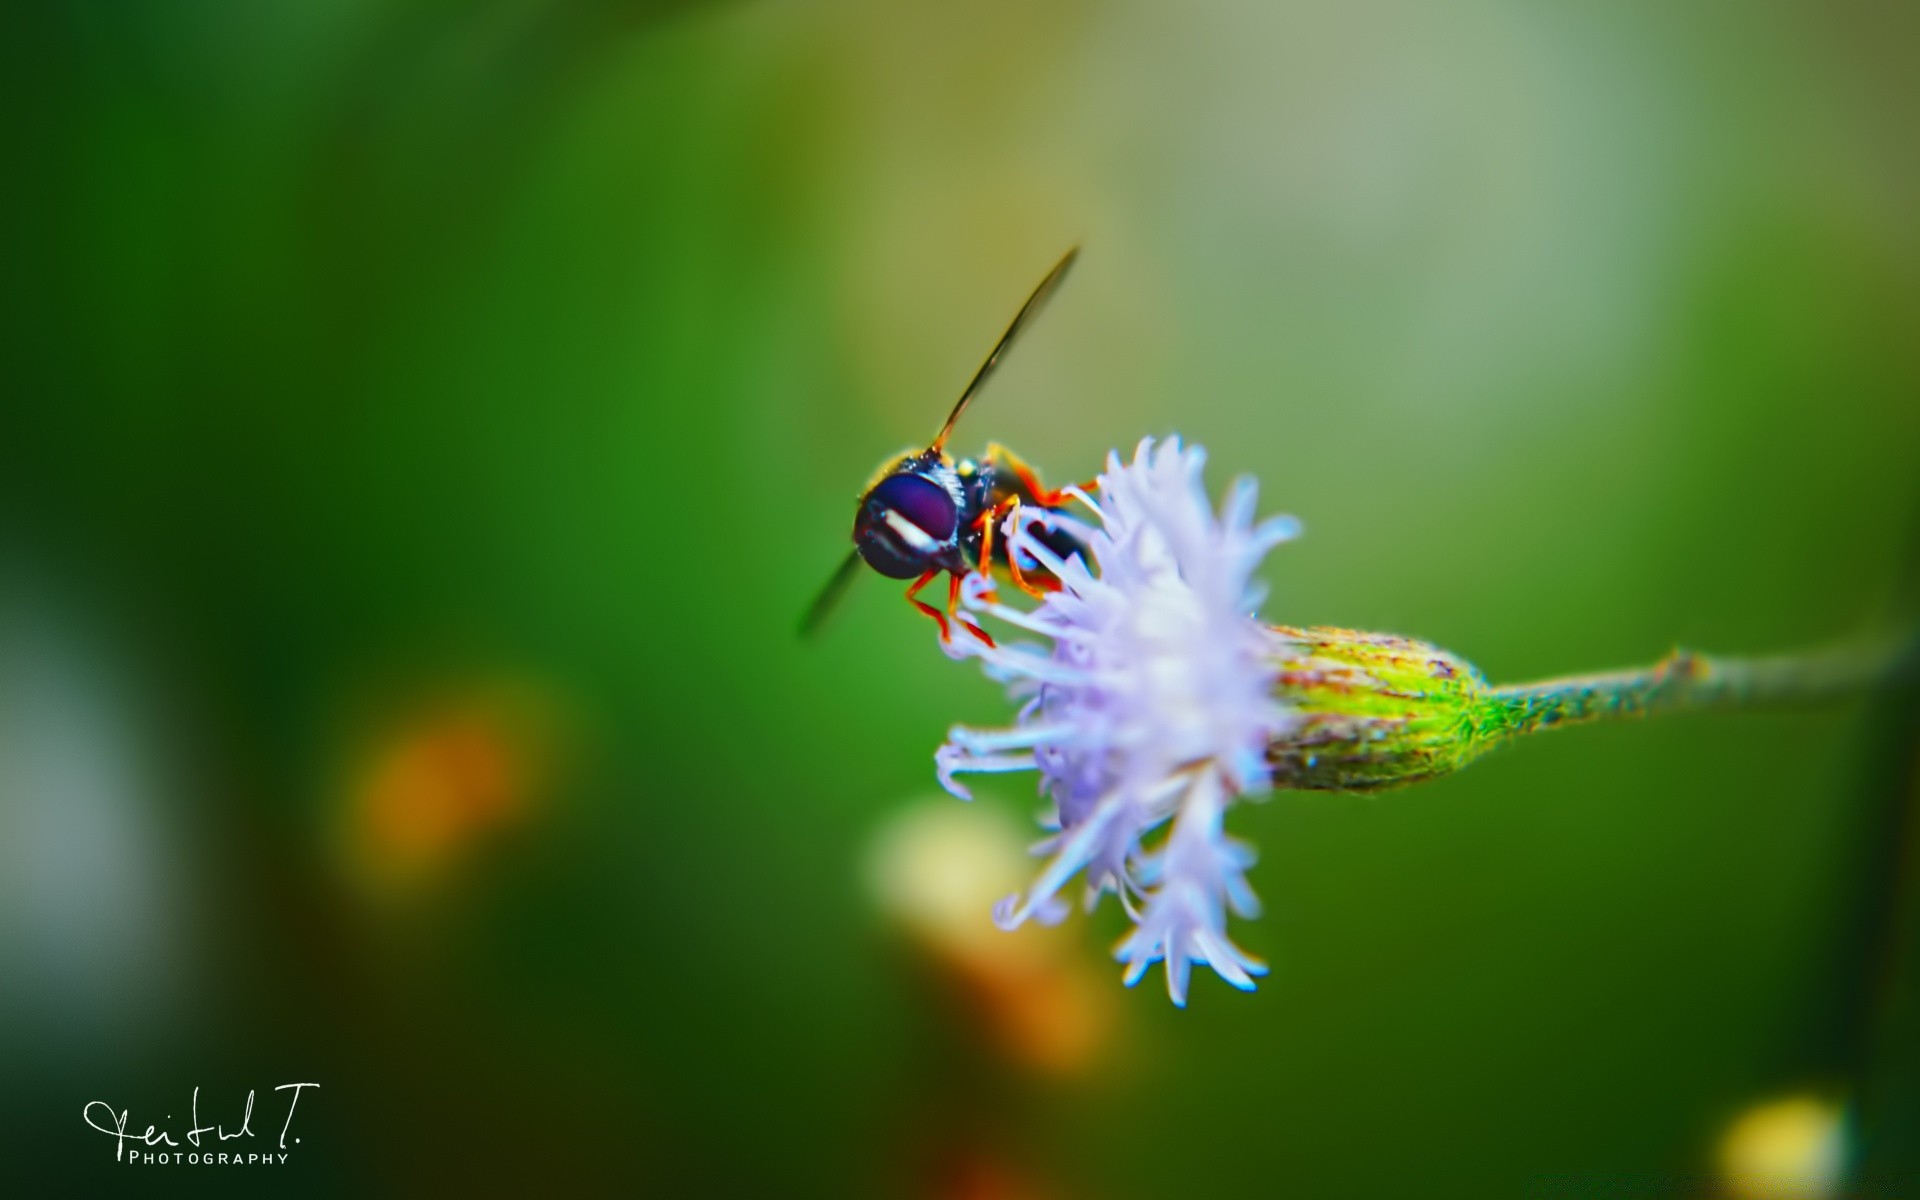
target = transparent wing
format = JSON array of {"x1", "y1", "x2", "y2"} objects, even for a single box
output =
[
  {"x1": 930, "y1": 246, "x2": 1080, "y2": 451},
  {"x1": 798, "y1": 549, "x2": 864, "y2": 638}
]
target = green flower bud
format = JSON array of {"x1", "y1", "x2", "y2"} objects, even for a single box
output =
[{"x1": 1265, "y1": 626, "x2": 1504, "y2": 792}]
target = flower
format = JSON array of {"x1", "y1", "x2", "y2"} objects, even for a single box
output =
[
  {"x1": 923, "y1": 437, "x2": 1905, "y2": 1005},
  {"x1": 935, "y1": 437, "x2": 1302, "y2": 1006}
]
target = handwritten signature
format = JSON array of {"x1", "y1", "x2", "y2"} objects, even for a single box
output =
[{"x1": 83, "y1": 1084, "x2": 319, "y2": 1163}]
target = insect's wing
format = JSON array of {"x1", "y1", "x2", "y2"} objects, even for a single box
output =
[
  {"x1": 930, "y1": 246, "x2": 1080, "y2": 451},
  {"x1": 799, "y1": 549, "x2": 864, "y2": 638}
]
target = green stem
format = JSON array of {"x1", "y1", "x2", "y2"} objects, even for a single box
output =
[
  {"x1": 1486, "y1": 634, "x2": 1918, "y2": 740},
  {"x1": 1266, "y1": 625, "x2": 1916, "y2": 793}
]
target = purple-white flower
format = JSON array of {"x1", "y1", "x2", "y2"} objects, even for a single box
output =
[{"x1": 936, "y1": 437, "x2": 1302, "y2": 1006}]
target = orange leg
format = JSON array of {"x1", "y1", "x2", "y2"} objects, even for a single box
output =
[
  {"x1": 972, "y1": 503, "x2": 1005, "y2": 601},
  {"x1": 999, "y1": 497, "x2": 1050, "y2": 600},
  {"x1": 983, "y1": 442, "x2": 1100, "y2": 510},
  {"x1": 975, "y1": 492, "x2": 1068, "y2": 601},
  {"x1": 947, "y1": 571, "x2": 994, "y2": 647},
  {"x1": 906, "y1": 569, "x2": 994, "y2": 647},
  {"x1": 904, "y1": 569, "x2": 949, "y2": 640}
]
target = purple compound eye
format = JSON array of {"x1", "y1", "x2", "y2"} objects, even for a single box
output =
[
  {"x1": 872, "y1": 473, "x2": 958, "y2": 542},
  {"x1": 855, "y1": 473, "x2": 959, "y2": 578}
]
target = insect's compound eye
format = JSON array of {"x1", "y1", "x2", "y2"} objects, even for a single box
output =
[
  {"x1": 855, "y1": 473, "x2": 959, "y2": 579},
  {"x1": 871, "y1": 473, "x2": 959, "y2": 542}
]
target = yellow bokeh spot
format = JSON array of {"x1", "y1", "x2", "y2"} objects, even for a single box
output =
[{"x1": 1716, "y1": 1093, "x2": 1846, "y2": 1200}]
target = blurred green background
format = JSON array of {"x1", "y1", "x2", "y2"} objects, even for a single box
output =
[{"x1": 4, "y1": 0, "x2": 1918, "y2": 1195}]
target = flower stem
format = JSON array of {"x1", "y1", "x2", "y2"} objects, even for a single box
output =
[
  {"x1": 1485, "y1": 633, "x2": 1918, "y2": 740},
  {"x1": 1266, "y1": 626, "x2": 1917, "y2": 793}
]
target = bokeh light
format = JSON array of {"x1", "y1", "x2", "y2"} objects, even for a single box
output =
[
  {"x1": 1715, "y1": 1092, "x2": 1847, "y2": 1200},
  {"x1": 334, "y1": 681, "x2": 556, "y2": 899}
]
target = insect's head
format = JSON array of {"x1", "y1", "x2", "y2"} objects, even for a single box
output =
[{"x1": 853, "y1": 453, "x2": 960, "y2": 579}]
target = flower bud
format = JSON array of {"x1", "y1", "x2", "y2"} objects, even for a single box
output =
[{"x1": 1264, "y1": 626, "x2": 1503, "y2": 792}]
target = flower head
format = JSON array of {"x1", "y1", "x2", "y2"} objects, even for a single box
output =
[{"x1": 936, "y1": 437, "x2": 1302, "y2": 1005}]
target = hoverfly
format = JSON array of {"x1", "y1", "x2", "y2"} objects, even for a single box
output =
[{"x1": 801, "y1": 247, "x2": 1091, "y2": 646}]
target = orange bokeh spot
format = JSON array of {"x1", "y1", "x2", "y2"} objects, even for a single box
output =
[{"x1": 343, "y1": 689, "x2": 551, "y2": 891}]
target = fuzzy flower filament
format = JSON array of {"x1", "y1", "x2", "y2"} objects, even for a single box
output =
[{"x1": 936, "y1": 437, "x2": 1301, "y2": 1006}]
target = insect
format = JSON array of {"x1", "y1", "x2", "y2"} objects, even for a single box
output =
[{"x1": 801, "y1": 247, "x2": 1092, "y2": 646}]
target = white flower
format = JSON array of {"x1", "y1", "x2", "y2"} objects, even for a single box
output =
[{"x1": 936, "y1": 437, "x2": 1302, "y2": 1006}]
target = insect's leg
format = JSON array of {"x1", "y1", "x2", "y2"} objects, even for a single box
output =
[
  {"x1": 998, "y1": 496, "x2": 1055, "y2": 601},
  {"x1": 972, "y1": 504, "x2": 1004, "y2": 602},
  {"x1": 983, "y1": 441, "x2": 1099, "y2": 509},
  {"x1": 904, "y1": 569, "x2": 951, "y2": 641},
  {"x1": 974, "y1": 486, "x2": 1033, "y2": 598},
  {"x1": 946, "y1": 571, "x2": 994, "y2": 648},
  {"x1": 975, "y1": 490, "x2": 1066, "y2": 602}
]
